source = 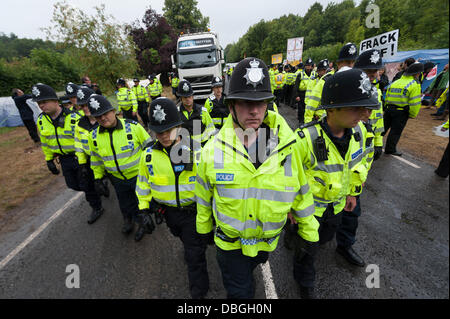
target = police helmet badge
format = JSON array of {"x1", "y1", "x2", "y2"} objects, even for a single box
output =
[
  {"x1": 77, "y1": 89, "x2": 85, "y2": 100},
  {"x1": 183, "y1": 82, "x2": 190, "y2": 92},
  {"x1": 89, "y1": 97, "x2": 100, "y2": 110},
  {"x1": 153, "y1": 104, "x2": 166, "y2": 123},
  {"x1": 67, "y1": 85, "x2": 74, "y2": 93},
  {"x1": 32, "y1": 86, "x2": 40, "y2": 97},
  {"x1": 244, "y1": 59, "x2": 265, "y2": 88},
  {"x1": 348, "y1": 45, "x2": 357, "y2": 55},
  {"x1": 370, "y1": 50, "x2": 380, "y2": 64},
  {"x1": 358, "y1": 72, "x2": 372, "y2": 94}
]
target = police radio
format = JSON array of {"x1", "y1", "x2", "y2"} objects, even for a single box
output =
[{"x1": 313, "y1": 130, "x2": 328, "y2": 162}]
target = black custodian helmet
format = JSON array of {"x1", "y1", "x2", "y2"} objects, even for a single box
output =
[
  {"x1": 31, "y1": 83, "x2": 58, "y2": 102},
  {"x1": 76, "y1": 86, "x2": 95, "y2": 105},
  {"x1": 65, "y1": 82, "x2": 79, "y2": 98},
  {"x1": 317, "y1": 59, "x2": 329, "y2": 71},
  {"x1": 211, "y1": 76, "x2": 223, "y2": 88},
  {"x1": 354, "y1": 49, "x2": 383, "y2": 70},
  {"x1": 148, "y1": 97, "x2": 183, "y2": 133},
  {"x1": 177, "y1": 80, "x2": 194, "y2": 97},
  {"x1": 404, "y1": 62, "x2": 424, "y2": 76},
  {"x1": 225, "y1": 57, "x2": 274, "y2": 103},
  {"x1": 304, "y1": 58, "x2": 314, "y2": 66},
  {"x1": 337, "y1": 43, "x2": 358, "y2": 62},
  {"x1": 319, "y1": 68, "x2": 380, "y2": 110},
  {"x1": 88, "y1": 94, "x2": 115, "y2": 117}
]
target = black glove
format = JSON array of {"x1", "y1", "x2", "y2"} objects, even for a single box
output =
[
  {"x1": 373, "y1": 146, "x2": 383, "y2": 161},
  {"x1": 198, "y1": 231, "x2": 215, "y2": 246},
  {"x1": 154, "y1": 206, "x2": 165, "y2": 225},
  {"x1": 94, "y1": 179, "x2": 109, "y2": 197},
  {"x1": 139, "y1": 209, "x2": 156, "y2": 234},
  {"x1": 46, "y1": 160, "x2": 60, "y2": 175}
]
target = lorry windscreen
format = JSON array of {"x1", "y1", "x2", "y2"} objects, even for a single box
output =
[{"x1": 178, "y1": 49, "x2": 217, "y2": 69}]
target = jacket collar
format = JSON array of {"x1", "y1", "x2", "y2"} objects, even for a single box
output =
[{"x1": 99, "y1": 117, "x2": 123, "y2": 133}]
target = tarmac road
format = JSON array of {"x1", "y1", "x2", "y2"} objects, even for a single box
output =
[{"x1": 0, "y1": 103, "x2": 448, "y2": 299}]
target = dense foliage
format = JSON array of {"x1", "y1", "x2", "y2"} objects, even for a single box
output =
[{"x1": 224, "y1": 0, "x2": 449, "y2": 64}]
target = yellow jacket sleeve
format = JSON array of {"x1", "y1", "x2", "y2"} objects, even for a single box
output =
[
  {"x1": 408, "y1": 83, "x2": 422, "y2": 118},
  {"x1": 74, "y1": 125, "x2": 89, "y2": 165},
  {"x1": 136, "y1": 150, "x2": 152, "y2": 210},
  {"x1": 195, "y1": 144, "x2": 214, "y2": 234}
]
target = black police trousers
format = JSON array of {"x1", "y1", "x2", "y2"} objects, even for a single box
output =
[
  {"x1": 122, "y1": 109, "x2": 138, "y2": 122},
  {"x1": 216, "y1": 246, "x2": 268, "y2": 299},
  {"x1": 336, "y1": 196, "x2": 361, "y2": 248},
  {"x1": 108, "y1": 175, "x2": 139, "y2": 221},
  {"x1": 164, "y1": 207, "x2": 209, "y2": 299},
  {"x1": 297, "y1": 91, "x2": 306, "y2": 124},
  {"x1": 383, "y1": 108, "x2": 409, "y2": 153},
  {"x1": 293, "y1": 205, "x2": 342, "y2": 288},
  {"x1": 137, "y1": 100, "x2": 149, "y2": 127},
  {"x1": 59, "y1": 155, "x2": 102, "y2": 211}
]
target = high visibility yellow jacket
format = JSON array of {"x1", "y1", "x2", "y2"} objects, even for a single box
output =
[
  {"x1": 37, "y1": 108, "x2": 81, "y2": 161},
  {"x1": 294, "y1": 120, "x2": 371, "y2": 217},
  {"x1": 361, "y1": 121, "x2": 376, "y2": 170},
  {"x1": 367, "y1": 87, "x2": 384, "y2": 147},
  {"x1": 136, "y1": 140, "x2": 201, "y2": 210},
  {"x1": 89, "y1": 118, "x2": 151, "y2": 180},
  {"x1": 178, "y1": 103, "x2": 215, "y2": 145},
  {"x1": 268, "y1": 68, "x2": 276, "y2": 93},
  {"x1": 443, "y1": 119, "x2": 449, "y2": 129},
  {"x1": 196, "y1": 111, "x2": 319, "y2": 257},
  {"x1": 436, "y1": 87, "x2": 448, "y2": 108},
  {"x1": 171, "y1": 77, "x2": 180, "y2": 88},
  {"x1": 296, "y1": 70, "x2": 317, "y2": 92},
  {"x1": 204, "y1": 94, "x2": 228, "y2": 129},
  {"x1": 132, "y1": 85, "x2": 150, "y2": 102},
  {"x1": 116, "y1": 87, "x2": 138, "y2": 112},
  {"x1": 304, "y1": 72, "x2": 333, "y2": 123},
  {"x1": 385, "y1": 75, "x2": 422, "y2": 118},
  {"x1": 274, "y1": 72, "x2": 286, "y2": 89},
  {"x1": 74, "y1": 117, "x2": 98, "y2": 165},
  {"x1": 147, "y1": 81, "x2": 163, "y2": 98}
]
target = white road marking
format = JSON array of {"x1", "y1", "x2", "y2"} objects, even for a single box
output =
[
  {"x1": 0, "y1": 192, "x2": 83, "y2": 272},
  {"x1": 260, "y1": 261, "x2": 279, "y2": 299},
  {"x1": 384, "y1": 149, "x2": 421, "y2": 169}
]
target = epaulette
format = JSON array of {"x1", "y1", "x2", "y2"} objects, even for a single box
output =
[
  {"x1": 124, "y1": 118, "x2": 138, "y2": 125},
  {"x1": 362, "y1": 121, "x2": 374, "y2": 133},
  {"x1": 299, "y1": 119, "x2": 320, "y2": 130}
]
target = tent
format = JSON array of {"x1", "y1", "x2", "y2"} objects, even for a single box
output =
[
  {"x1": 383, "y1": 49, "x2": 449, "y2": 91},
  {"x1": 0, "y1": 96, "x2": 41, "y2": 127}
]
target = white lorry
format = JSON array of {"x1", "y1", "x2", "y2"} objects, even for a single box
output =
[{"x1": 171, "y1": 31, "x2": 225, "y2": 101}]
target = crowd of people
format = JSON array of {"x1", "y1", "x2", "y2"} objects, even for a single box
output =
[{"x1": 8, "y1": 41, "x2": 449, "y2": 299}]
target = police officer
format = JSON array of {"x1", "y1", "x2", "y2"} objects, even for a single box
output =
[
  {"x1": 147, "y1": 75, "x2": 163, "y2": 100},
  {"x1": 291, "y1": 69, "x2": 379, "y2": 298},
  {"x1": 204, "y1": 76, "x2": 228, "y2": 130},
  {"x1": 136, "y1": 97, "x2": 209, "y2": 298},
  {"x1": 384, "y1": 62, "x2": 423, "y2": 156},
  {"x1": 116, "y1": 78, "x2": 138, "y2": 121},
  {"x1": 87, "y1": 94, "x2": 152, "y2": 237},
  {"x1": 170, "y1": 72, "x2": 180, "y2": 97},
  {"x1": 336, "y1": 43, "x2": 358, "y2": 72},
  {"x1": 33, "y1": 83, "x2": 103, "y2": 223},
  {"x1": 273, "y1": 64, "x2": 286, "y2": 107},
  {"x1": 74, "y1": 86, "x2": 107, "y2": 224},
  {"x1": 295, "y1": 57, "x2": 316, "y2": 124},
  {"x1": 284, "y1": 64, "x2": 296, "y2": 107},
  {"x1": 177, "y1": 80, "x2": 215, "y2": 146},
  {"x1": 195, "y1": 57, "x2": 318, "y2": 299},
  {"x1": 304, "y1": 59, "x2": 333, "y2": 123},
  {"x1": 132, "y1": 78, "x2": 151, "y2": 128},
  {"x1": 65, "y1": 82, "x2": 79, "y2": 109},
  {"x1": 333, "y1": 49, "x2": 384, "y2": 268}
]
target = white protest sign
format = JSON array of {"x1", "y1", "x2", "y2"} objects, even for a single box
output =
[
  {"x1": 287, "y1": 37, "x2": 304, "y2": 64},
  {"x1": 360, "y1": 29, "x2": 399, "y2": 58}
]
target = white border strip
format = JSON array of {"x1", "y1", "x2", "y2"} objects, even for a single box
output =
[
  {"x1": 391, "y1": 155, "x2": 421, "y2": 169},
  {"x1": 0, "y1": 192, "x2": 83, "y2": 271},
  {"x1": 260, "y1": 261, "x2": 279, "y2": 299}
]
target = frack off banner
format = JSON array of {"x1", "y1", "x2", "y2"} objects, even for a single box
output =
[{"x1": 360, "y1": 29, "x2": 399, "y2": 58}]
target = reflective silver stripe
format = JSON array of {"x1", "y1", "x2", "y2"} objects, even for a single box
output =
[
  {"x1": 102, "y1": 147, "x2": 141, "y2": 161},
  {"x1": 75, "y1": 147, "x2": 84, "y2": 153},
  {"x1": 306, "y1": 105, "x2": 316, "y2": 110},
  {"x1": 213, "y1": 199, "x2": 285, "y2": 232},
  {"x1": 314, "y1": 200, "x2": 341, "y2": 208},
  {"x1": 403, "y1": 80, "x2": 416, "y2": 94},
  {"x1": 142, "y1": 138, "x2": 153, "y2": 148},
  {"x1": 105, "y1": 157, "x2": 140, "y2": 172},
  {"x1": 313, "y1": 163, "x2": 344, "y2": 173},
  {"x1": 409, "y1": 95, "x2": 421, "y2": 100},
  {"x1": 43, "y1": 144, "x2": 75, "y2": 151},
  {"x1": 136, "y1": 185, "x2": 150, "y2": 196},
  {"x1": 410, "y1": 101, "x2": 421, "y2": 106},
  {"x1": 216, "y1": 185, "x2": 298, "y2": 203},
  {"x1": 292, "y1": 203, "x2": 315, "y2": 218},
  {"x1": 90, "y1": 161, "x2": 102, "y2": 166},
  {"x1": 284, "y1": 154, "x2": 292, "y2": 177},
  {"x1": 150, "y1": 183, "x2": 195, "y2": 193},
  {"x1": 374, "y1": 127, "x2": 384, "y2": 133},
  {"x1": 299, "y1": 183, "x2": 310, "y2": 195},
  {"x1": 214, "y1": 145, "x2": 224, "y2": 169},
  {"x1": 45, "y1": 135, "x2": 74, "y2": 140},
  {"x1": 362, "y1": 147, "x2": 374, "y2": 158},
  {"x1": 196, "y1": 195, "x2": 211, "y2": 207},
  {"x1": 308, "y1": 96, "x2": 321, "y2": 102},
  {"x1": 138, "y1": 175, "x2": 147, "y2": 183},
  {"x1": 179, "y1": 197, "x2": 196, "y2": 204},
  {"x1": 196, "y1": 174, "x2": 211, "y2": 191}
]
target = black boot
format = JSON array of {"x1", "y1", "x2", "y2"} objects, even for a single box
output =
[
  {"x1": 87, "y1": 207, "x2": 104, "y2": 224},
  {"x1": 336, "y1": 245, "x2": 365, "y2": 267},
  {"x1": 101, "y1": 178, "x2": 110, "y2": 198},
  {"x1": 122, "y1": 218, "x2": 134, "y2": 234},
  {"x1": 134, "y1": 224, "x2": 146, "y2": 242}
]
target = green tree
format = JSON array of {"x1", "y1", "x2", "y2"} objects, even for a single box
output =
[
  {"x1": 163, "y1": 0, "x2": 210, "y2": 33},
  {"x1": 43, "y1": 1, "x2": 137, "y2": 93}
]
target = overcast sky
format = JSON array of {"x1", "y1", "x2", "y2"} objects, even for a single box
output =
[{"x1": 0, "y1": 0, "x2": 341, "y2": 47}]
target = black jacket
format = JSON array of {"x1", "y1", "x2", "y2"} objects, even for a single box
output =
[{"x1": 12, "y1": 94, "x2": 34, "y2": 120}]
